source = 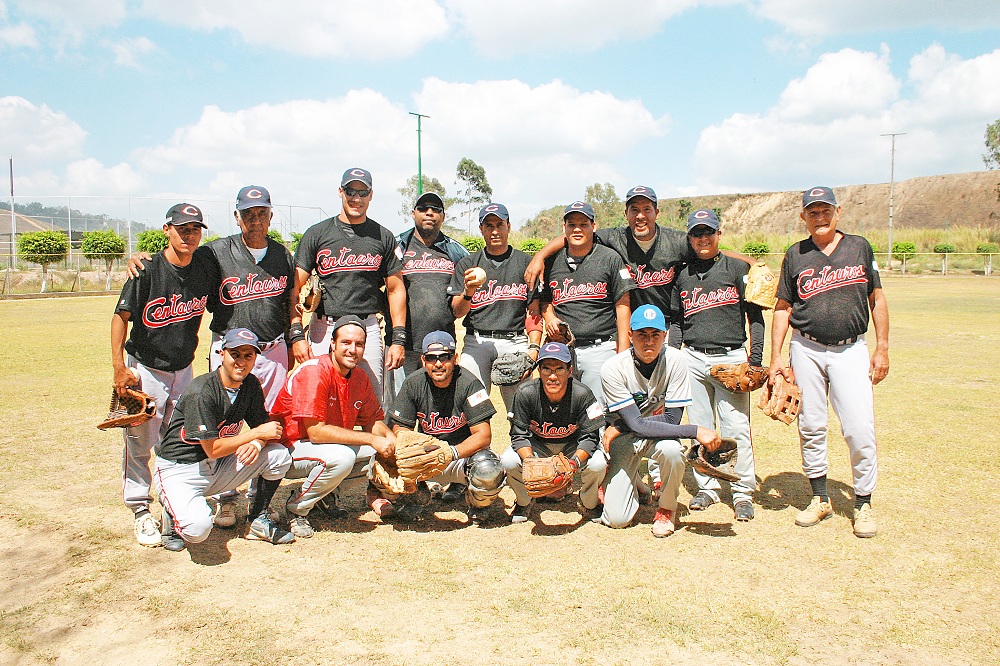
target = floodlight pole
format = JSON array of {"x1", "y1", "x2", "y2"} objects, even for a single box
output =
[
  {"x1": 409, "y1": 112, "x2": 430, "y2": 195},
  {"x1": 881, "y1": 132, "x2": 906, "y2": 271}
]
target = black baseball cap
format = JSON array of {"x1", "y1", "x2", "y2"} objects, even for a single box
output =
[
  {"x1": 563, "y1": 201, "x2": 595, "y2": 221},
  {"x1": 536, "y1": 341, "x2": 572, "y2": 365},
  {"x1": 165, "y1": 203, "x2": 207, "y2": 228},
  {"x1": 236, "y1": 185, "x2": 272, "y2": 211},
  {"x1": 479, "y1": 202, "x2": 509, "y2": 222},
  {"x1": 332, "y1": 314, "x2": 367, "y2": 336},
  {"x1": 687, "y1": 208, "x2": 720, "y2": 231},
  {"x1": 802, "y1": 186, "x2": 837, "y2": 208},
  {"x1": 222, "y1": 327, "x2": 261, "y2": 352},
  {"x1": 422, "y1": 330, "x2": 457, "y2": 353},
  {"x1": 625, "y1": 185, "x2": 658, "y2": 205},
  {"x1": 414, "y1": 192, "x2": 444, "y2": 209},
  {"x1": 341, "y1": 168, "x2": 373, "y2": 188}
]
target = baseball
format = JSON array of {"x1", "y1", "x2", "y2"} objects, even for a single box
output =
[{"x1": 469, "y1": 267, "x2": 487, "y2": 285}]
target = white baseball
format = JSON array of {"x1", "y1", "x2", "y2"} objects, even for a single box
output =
[{"x1": 470, "y1": 267, "x2": 487, "y2": 285}]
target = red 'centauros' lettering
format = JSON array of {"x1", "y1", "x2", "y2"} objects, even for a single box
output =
[
  {"x1": 471, "y1": 280, "x2": 528, "y2": 309},
  {"x1": 529, "y1": 420, "x2": 578, "y2": 439},
  {"x1": 417, "y1": 411, "x2": 468, "y2": 435},
  {"x1": 681, "y1": 286, "x2": 739, "y2": 316},
  {"x1": 316, "y1": 247, "x2": 382, "y2": 275},
  {"x1": 143, "y1": 294, "x2": 208, "y2": 328},
  {"x1": 550, "y1": 278, "x2": 607, "y2": 305},
  {"x1": 630, "y1": 264, "x2": 675, "y2": 289},
  {"x1": 796, "y1": 265, "x2": 867, "y2": 300},
  {"x1": 220, "y1": 273, "x2": 288, "y2": 305}
]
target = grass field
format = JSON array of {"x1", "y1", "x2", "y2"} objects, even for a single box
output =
[{"x1": 1, "y1": 276, "x2": 997, "y2": 665}]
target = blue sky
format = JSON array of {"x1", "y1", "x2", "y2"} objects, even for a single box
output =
[{"x1": 2, "y1": 1, "x2": 999, "y2": 237}]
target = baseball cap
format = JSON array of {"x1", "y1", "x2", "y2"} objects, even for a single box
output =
[
  {"x1": 236, "y1": 185, "x2": 272, "y2": 211},
  {"x1": 687, "y1": 208, "x2": 720, "y2": 232},
  {"x1": 332, "y1": 314, "x2": 367, "y2": 336},
  {"x1": 563, "y1": 201, "x2": 595, "y2": 221},
  {"x1": 802, "y1": 186, "x2": 837, "y2": 208},
  {"x1": 222, "y1": 327, "x2": 261, "y2": 352},
  {"x1": 422, "y1": 330, "x2": 457, "y2": 353},
  {"x1": 535, "y1": 341, "x2": 572, "y2": 365},
  {"x1": 165, "y1": 203, "x2": 207, "y2": 228},
  {"x1": 341, "y1": 168, "x2": 373, "y2": 188},
  {"x1": 629, "y1": 304, "x2": 666, "y2": 332},
  {"x1": 625, "y1": 186, "x2": 658, "y2": 205},
  {"x1": 414, "y1": 192, "x2": 444, "y2": 209},
  {"x1": 478, "y1": 202, "x2": 510, "y2": 223}
]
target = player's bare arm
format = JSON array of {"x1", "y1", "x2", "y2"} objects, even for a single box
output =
[
  {"x1": 289, "y1": 266, "x2": 313, "y2": 364},
  {"x1": 540, "y1": 302, "x2": 564, "y2": 340},
  {"x1": 199, "y1": 420, "x2": 283, "y2": 462},
  {"x1": 450, "y1": 267, "x2": 488, "y2": 318},
  {"x1": 110, "y1": 311, "x2": 138, "y2": 394},
  {"x1": 767, "y1": 298, "x2": 795, "y2": 384},
  {"x1": 384, "y1": 272, "x2": 407, "y2": 371},
  {"x1": 524, "y1": 235, "x2": 565, "y2": 290},
  {"x1": 869, "y1": 288, "x2": 890, "y2": 385},
  {"x1": 614, "y1": 293, "x2": 631, "y2": 352},
  {"x1": 303, "y1": 416, "x2": 391, "y2": 455}
]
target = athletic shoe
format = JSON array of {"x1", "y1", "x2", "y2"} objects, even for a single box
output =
[
  {"x1": 213, "y1": 500, "x2": 237, "y2": 528},
  {"x1": 315, "y1": 492, "x2": 348, "y2": 520},
  {"x1": 288, "y1": 515, "x2": 314, "y2": 539},
  {"x1": 246, "y1": 513, "x2": 295, "y2": 544},
  {"x1": 395, "y1": 502, "x2": 425, "y2": 523},
  {"x1": 652, "y1": 508, "x2": 675, "y2": 538},
  {"x1": 509, "y1": 503, "x2": 531, "y2": 524},
  {"x1": 795, "y1": 496, "x2": 833, "y2": 527},
  {"x1": 734, "y1": 500, "x2": 755, "y2": 522},
  {"x1": 159, "y1": 508, "x2": 185, "y2": 552},
  {"x1": 468, "y1": 504, "x2": 490, "y2": 526},
  {"x1": 853, "y1": 503, "x2": 877, "y2": 538},
  {"x1": 412, "y1": 483, "x2": 433, "y2": 506},
  {"x1": 576, "y1": 501, "x2": 603, "y2": 523},
  {"x1": 689, "y1": 491, "x2": 716, "y2": 511},
  {"x1": 366, "y1": 485, "x2": 394, "y2": 519},
  {"x1": 426, "y1": 481, "x2": 445, "y2": 499},
  {"x1": 134, "y1": 512, "x2": 162, "y2": 548},
  {"x1": 441, "y1": 483, "x2": 466, "y2": 502}
]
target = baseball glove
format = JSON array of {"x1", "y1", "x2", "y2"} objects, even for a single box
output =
[
  {"x1": 547, "y1": 321, "x2": 576, "y2": 347},
  {"x1": 710, "y1": 363, "x2": 768, "y2": 392},
  {"x1": 97, "y1": 387, "x2": 156, "y2": 430},
  {"x1": 370, "y1": 456, "x2": 417, "y2": 497},
  {"x1": 745, "y1": 262, "x2": 778, "y2": 309},
  {"x1": 522, "y1": 453, "x2": 575, "y2": 498},
  {"x1": 758, "y1": 374, "x2": 802, "y2": 425},
  {"x1": 686, "y1": 437, "x2": 740, "y2": 483},
  {"x1": 297, "y1": 271, "x2": 320, "y2": 314},
  {"x1": 394, "y1": 430, "x2": 456, "y2": 482},
  {"x1": 491, "y1": 352, "x2": 535, "y2": 386}
]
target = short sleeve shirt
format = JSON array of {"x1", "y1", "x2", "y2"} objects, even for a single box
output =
[
  {"x1": 400, "y1": 233, "x2": 459, "y2": 350},
  {"x1": 671, "y1": 254, "x2": 752, "y2": 349},
  {"x1": 601, "y1": 347, "x2": 691, "y2": 417},
  {"x1": 597, "y1": 225, "x2": 690, "y2": 318},
  {"x1": 389, "y1": 367, "x2": 496, "y2": 446},
  {"x1": 449, "y1": 248, "x2": 535, "y2": 333},
  {"x1": 508, "y1": 378, "x2": 604, "y2": 456}
]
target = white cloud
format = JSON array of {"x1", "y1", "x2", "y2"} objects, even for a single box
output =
[
  {"x1": 753, "y1": 0, "x2": 1000, "y2": 36},
  {"x1": 0, "y1": 96, "x2": 87, "y2": 164},
  {"x1": 107, "y1": 36, "x2": 157, "y2": 68},
  {"x1": 140, "y1": 0, "x2": 449, "y2": 59},
  {"x1": 692, "y1": 45, "x2": 1000, "y2": 192},
  {"x1": 0, "y1": 22, "x2": 35, "y2": 48},
  {"x1": 65, "y1": 158, "x2": 146, "y2": 195},
  {"x1": 7, "y1": 0, "x2": 126, "y2": 43}
]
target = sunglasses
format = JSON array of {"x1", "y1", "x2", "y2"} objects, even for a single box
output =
[
  {"x1": 688, "y1": 227, "x2": 718, "y2": 238},
  {"x1": 415, "y1": 204, "x2": 444, "y2": 214},
  {"x1": 423, "y1": 352, "x2": 454, "y2": 363},
  {"x1": 343, "y1": 187, "x2": 371, "y2": 198}
]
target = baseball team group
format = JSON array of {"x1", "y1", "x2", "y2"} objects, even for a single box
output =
[{"x1": 108, "y1": 167, "x2": 890, "y2": 553}]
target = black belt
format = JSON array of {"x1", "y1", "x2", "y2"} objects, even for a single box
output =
[
  {"x1": 574, "y1": 335, "x2": 616, "y2": 349},
  {"x1": 469, "y1": 328, "x2": 520, "y2": 340},
  {"x1": 259, "y1": 335, "x2": 284, "y2": 352},
  {"x1": 320, "y1": 313, "x2": 378, "y2": 323},
  {"x1": 688, "y1": 343, "x2": 743, "y2": 355},
  {"x1": 799, "y1": 332, "x2": 861, "y2": 346}
]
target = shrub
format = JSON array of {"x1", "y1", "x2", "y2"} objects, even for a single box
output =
[
  {"x1": 17, "y1": 230, "x2": 69, "y2": 293},
  {"x1": 976, "y1": 242, "x2": 999, "y2": 254},
  {"x1": 80, "y1": 229, "x2": 127, "y2": 290},
  {"x1": 742, "y1": 241, "x2": 770, "y2": 258},
  {"x1": 291, "y1": 232, "x2": 304, "y2": 253},
  {"x1": 519, "y1": 238, "x2": 546, "y2": 254},
  {"x1": 202, "y1": 234, "x2": 221, "y2": 244},
  {"x1": 933, "y1": 243, "x2": 956, "y2": 254},
  {"x1": 891, "y1": 241, "x2": 916, "y2": 261},
  {"x1": 461, "y1": 236, "x2": 486, "y2": 253},
  {"x1": 136, "y1": 229, "x2": 169, "y2": 254},
  {"x1": 267, "y1": 229, "x2": 285, "y2": 245}
]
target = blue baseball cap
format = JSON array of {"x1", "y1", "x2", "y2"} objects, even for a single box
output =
[
  {"x1": 422, "y1": 330, "x2": 457, "y2": 353},
  {"x1": 802, "y1": 186, "x2": 837, "y2": 208},
  {"x1": 630, "y1": 304, "x2": 666, "y2": 332},
  {"x1": 479, "y1": 202, "x2": 509, "y2": 222},
  {"x1": 625, "y1": 185, "x2": 658, "y2": 205},
  {"x1": 222, "y1": 327, "x2": 261, "y2": 352},
  {"x1": 563, "y1": 201, "x2": 595, "y2": 221},
  {"x1": 236, "y1": 185, "x2": 272, "y2": 211},
  {"x1": 165, "y1": 203, "x2": 207, "y2": 227},
  {"x1": 687, "y1": 208, "x2": 721, "y2": 232},
  {"x1": 536, "y1": 341, "x2": 572, "y2": 365},
  {"x1": 341, "y1": 167, "x2": 373, "y2": 188}
]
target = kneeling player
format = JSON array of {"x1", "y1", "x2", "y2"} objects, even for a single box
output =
[
  {"x1": 154, "y1": 329, "x2": 293, "y2": 551},
  {"x1": 500, "y1": 342, "x2": 607, "y2": 524}
]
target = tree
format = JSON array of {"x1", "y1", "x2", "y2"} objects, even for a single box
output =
[
  {"x1": 267, "y1": 229, "x2": 285, "y2": 245},
  {"x1": 80, "y1": 229, "x2": 126, "y2": 290},
  {"x1": 455, "y1": 158, "x2": 492, "y2": 232},
  {"x1": 136, "y1": 229, "x2": 168, "y2": 254},
  {"x1": 677, "y1": 199, "x2": 693, "y2": 221},
  {"x1": 397, "y1": 174, "x2": 451, "y2": 220},
  {"x1": 18, "y1": 230, "x2": 69, "y2": 293},
  {"x1": 585, "y1": 183, "x2": 624, "y2": 228},
  {"x1": 983, "y1": 119, "x2": 1000, "y2": 170}
]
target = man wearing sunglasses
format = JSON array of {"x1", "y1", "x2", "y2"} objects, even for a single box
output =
[
  {"x1": 291, "y1": 168, "x2": 407, "y2": 406},
  {"x1": 387, "y1": 331, "x2": 503, "y2": 525}
]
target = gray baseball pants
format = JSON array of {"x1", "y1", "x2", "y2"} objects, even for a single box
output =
[
  {"x1": 500, "y1": 446, "x2": 607, "y2": 510},
  {"x1": 284, "y1": 440, "x2": 376, "y2": 516},
  {"x1": 600, "y1": 434, "x2": 685, "y2": 529}
]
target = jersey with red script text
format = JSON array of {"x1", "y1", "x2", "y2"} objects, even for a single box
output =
[
  {"x1": 400, "y1": 233, "x2": 459, "y2": 350},
  {"x1": 508, "y1": 377, "x2": 603, "y2": 456},
  {"x1": 389, "y1": 367, "x2": 496, "y2": 446},
  {"x1": 597, "y1": 226, "x2": 689, "y2": 320},
  {"x1": 449, "y1": 247, "x2": 536, "y2": 333}
]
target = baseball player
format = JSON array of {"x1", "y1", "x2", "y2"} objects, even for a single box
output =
[
  {"x1": 111, "y1": 203, "x2": 216, "y2": 547},
  {"x1": 271, "y1": 315, "x2": 397, "y2": 538},
  {"x1": 538, "y1": 201, "x2": 635, "y2": 404},
  {"x1": 671, "y1": 209, "x2": 765, "y2": 521},
  {"x1": 290, "y1": 168, "x2": 407, "y2": 404},
  {"x1": 388, "y1": 331, "x2": 502, "y2": 525},
  {"x1": 449, "y1": 202, "x2": 543, "y2": 411},
  {"x1": 154, "y1": 328, "x2": 294, "y2": 551},
  {"x1": 500, "y1": 342, "x2": 606, "y2": 524},
  {"x1": 599, "y1": 305, "x2": 723, "y2": 537},
  {"x1": 768, "y1": 186, "x2": 889, "y2": 538}
]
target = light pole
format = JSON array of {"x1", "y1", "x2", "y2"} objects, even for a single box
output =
[
  {"x1": 881, "y1": 132, "x2": 906, "y2": 271},
  {"x1": 409, "y1": 112, "x2": 430, "y2": 195}
]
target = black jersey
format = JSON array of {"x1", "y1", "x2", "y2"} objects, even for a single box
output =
[
  {"x1": 508, "y1": 378, "x2": 604, "y2": 456},
  {"x1": 389, "y1": 367, "x2": 496, "y2": 446},
  {"x1": 156, "y1": 371, "x2": 269, "y2": 464},
  {"x1": 448, "y1": 247, "x2": 535, "y2": 333},
  {"x1": 399, "y1": 233, "x2": 460, "y2": 350},
  {"x1": 539, "y1": 243, "x2": 635, "y2": 340},
  {"x1": 777, "y1": 232, "x2": 881, "y2": 344},
  {"x1": 294, "y1": 215, "x2": 404, "y2": 319},
  {"x1": 597, "y1": 225, "x2": 689, "y2": 318},
  {"x1": 116, "y1": 251, "x2": 216, "y2": 371},
  {"x1": 203, "y1": 234, "x2": 294, "y2": 342},
  {"x1": 671, "y1": 254, "x2": 765, "y2": 364}
]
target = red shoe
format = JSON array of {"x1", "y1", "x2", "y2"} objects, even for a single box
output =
[
  {"x1": 366, "y1": 484, "x2": 394, "y2": 518},
  {"x1": 652, "y1": 508, "x2": 675, "y2": 538}
]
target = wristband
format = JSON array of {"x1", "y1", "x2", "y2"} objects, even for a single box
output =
[
  {"x1": 250, "y1": 440, "x2": 263, "y2": 453},
  {"x1": 462, "y1": 293, "x2": 472, "y2": 301},
  {"x1": 527, "y1": 343, "x2": 541, "y2": 351},
  {"x1": 391, "y1": 326, "x2": 407, "y2": 347},
  {"x1": 288, "y1": 322, "x2": 305, "y2": 345},
  {"x1": 450, "y1": 445, "x2": 460, "y2": 461},
  {"x1": 570, "y1": 454, "x2": 581, "y2": 471}
]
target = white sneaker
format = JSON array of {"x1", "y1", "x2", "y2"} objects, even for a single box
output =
[
  {"x1": 134, "y1": 513, "x2": 162, "y2": 548},
  {"x1": 213, "y1": 501, "x2": 237, "y2": 528}
]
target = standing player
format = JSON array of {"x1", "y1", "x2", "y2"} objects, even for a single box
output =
[
  {"x1": 768, "y1": 186, "x2": 889, "y2": 538},
  {"x1": 500, "y1": 342, "x2": 606, "y2": 524},
  {"x1": 449, "y1": 202, "x2": 543, "y2": 411},
  {"x1": 154, "y1": 329, "x2": 294, "y2": 551},
  {"x1": 291, "y1": 168, "x2": 407, "y2": 403},
  {"x1": 389, "y1": 331, "x2": 502, "y2": 525},
  {"x1": 111, "y1": 203, "x2": 216, "y2": 547},
  {"x1": 271, "y1": 315, "x2": 397, "y2": 538},
  {"x1": 538, "y1": 201, "x2": 635, "y2": 403},
  {"x1": 600, "y1": 305, "x2": 723, "y2": 537},
  {"x1": 672, "y1": 209, "x2": 765, "y2": 521}
]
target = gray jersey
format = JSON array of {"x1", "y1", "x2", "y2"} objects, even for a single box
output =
[{"x1": 601, "y1": 347, "x2": 691, "y2": 418}]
